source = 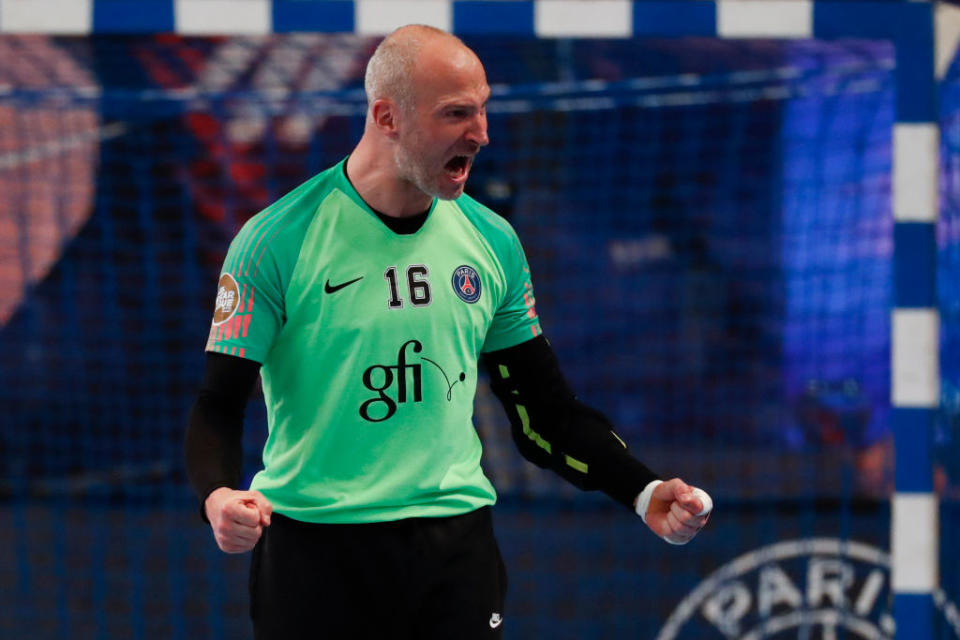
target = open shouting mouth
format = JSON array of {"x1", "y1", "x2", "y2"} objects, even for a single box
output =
[{"x1": 444, "y1": 155, "x2": 471, "y2": 182}]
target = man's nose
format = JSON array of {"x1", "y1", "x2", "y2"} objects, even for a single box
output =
[{"x1": 466, "y1": 113, "x2": 489, "y2": 148}]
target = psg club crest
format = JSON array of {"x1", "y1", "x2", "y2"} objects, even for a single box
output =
[{"x1": 451, "y1": 265, "x2": 482, "y2": 304}]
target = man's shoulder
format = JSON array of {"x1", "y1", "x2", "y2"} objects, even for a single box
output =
[
  {"x1": 452, "y1": 192, "x2": 520, "y2": 247},
  {"x1": 233, "y1": 163, "x2": 344, "y2": 251},
  {"x1": 252, "y1": 163, "x2": 343, "y2": 225}
]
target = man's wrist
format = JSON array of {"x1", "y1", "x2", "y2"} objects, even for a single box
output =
[
  {"x1": 202, "y1": 485, "x2": 233, "y2": 522},
  {"x1": 634, "y1": 479, "x2": 663, "y2": 524}
]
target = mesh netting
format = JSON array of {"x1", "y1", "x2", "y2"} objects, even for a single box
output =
[{"x1": 1, "y1": 32, "x2": 953, "y2": 639}]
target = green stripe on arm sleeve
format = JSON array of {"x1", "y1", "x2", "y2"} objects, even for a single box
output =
[
  {"x1": 564, "y1": 455, "x2": 588, "y2": 474},
  {"x1": 517, "y1": 403, "x2": 551, "y2": 455}
]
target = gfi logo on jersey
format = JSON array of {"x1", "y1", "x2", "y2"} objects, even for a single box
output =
[
  {"x1": 451, "y1": 265, "x2": 482, "y2": 304},
  {"x1": 212, "y1": 273, "x2": 240, "y2": 325},
  {"x1": 360, "y1": 339, "x2": 466, "y2": 422}
]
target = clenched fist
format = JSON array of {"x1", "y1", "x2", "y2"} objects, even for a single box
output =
[
  {"x1": 638, "y1": 478, "x2": 712, "y2": 545},
  {"x1": 205, "y1": 487, "x2": 273, "y2": 553}
]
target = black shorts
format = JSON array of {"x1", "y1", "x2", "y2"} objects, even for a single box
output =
[{"x1": 249, "y1": 506, "x2": 508, "y2": 640}]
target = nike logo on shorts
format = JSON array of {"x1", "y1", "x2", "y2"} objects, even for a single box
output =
[
  {"x1": 489, "y1": 613, "x2": 503, "y2": 629},
  {"x1": 324, "y1": 276, "x2": 363, "y2": 294}
]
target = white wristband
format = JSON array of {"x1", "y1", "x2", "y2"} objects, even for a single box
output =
[{"x1": 634, "y1": 479, "x2": 663, "y2": 524}]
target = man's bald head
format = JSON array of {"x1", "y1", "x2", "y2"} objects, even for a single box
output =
[
  {"x1": 364, "y1": 25, "x2": 474, "y2": 115},
  {"x1": 351, "y1": 24, "x2": 489, "y2": 206}
]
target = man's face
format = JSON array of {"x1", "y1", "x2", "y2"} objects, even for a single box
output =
[{"x1": 392, "y1": 46, "x2": 490, "y2": 201}]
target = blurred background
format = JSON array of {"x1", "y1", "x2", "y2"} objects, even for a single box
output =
[{"x1": 1, "y1": 26, "x2": 959, "y2": 640}]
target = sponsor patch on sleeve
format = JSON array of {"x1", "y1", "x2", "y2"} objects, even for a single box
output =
[{"x1": 212, "y1": 272, "x2": 241, "y2": 325}]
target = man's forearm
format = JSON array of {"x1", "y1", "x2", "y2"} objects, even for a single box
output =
[
  {"x1": 483, "y1": 335, "x2": 659, "y2": 509},
  {"x1": 183, "y1": 352, "x2": 261, "y2": 519},
  {"x1": 184, "y1": 389, "x2": 245, "y2": 508}
]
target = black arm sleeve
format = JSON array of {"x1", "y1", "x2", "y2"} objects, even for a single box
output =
[
  {"x1": 482, "y1": 335, "x2": 659, "y2": 510},
  {"x1": 183, "y1": 352, "x2": 261, "y2": 520}
]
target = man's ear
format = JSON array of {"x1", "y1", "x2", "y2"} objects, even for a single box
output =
[{"x1": 371, "y1": 99, "x2": 400, "y2": 139}]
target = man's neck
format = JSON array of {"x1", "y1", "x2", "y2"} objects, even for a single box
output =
[{"x1": 346, "y1": 139, "x2": 433, "y2": 218}]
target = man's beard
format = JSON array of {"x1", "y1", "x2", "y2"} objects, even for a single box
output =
[{"x1": 393, "y1": 132, "x2": 452, "y2": 200}]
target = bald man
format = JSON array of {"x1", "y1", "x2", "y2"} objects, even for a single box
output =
[{"x1": 185, "y1": 25, "x2": 711, "y2": 639}]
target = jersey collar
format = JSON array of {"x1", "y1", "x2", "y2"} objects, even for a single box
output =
[{"x1": 336, "y1": 156, "x2": 439, "y2": 236}]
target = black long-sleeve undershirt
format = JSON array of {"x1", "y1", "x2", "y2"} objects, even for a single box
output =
[
  {"x1": 481, "y1": 336, "x2": 659, "y2": 509},
  {"x1": 183, "y1": 352, "x2": 260, "y2": 519},
  {"x1": 183, "y1": 336, "x2": 659, "y2": 517}
]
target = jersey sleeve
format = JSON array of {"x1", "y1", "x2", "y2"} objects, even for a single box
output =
[
  {"x1": 204, "y1": 216, "x2": 288, "y2": 363},
  {"x1": 482, "y1": 221, "x2": 543, "y2": 353}
]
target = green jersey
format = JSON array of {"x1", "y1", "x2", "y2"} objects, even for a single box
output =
[{"x1": 205, "y1": 159, "x2": 542, "y2": 523}]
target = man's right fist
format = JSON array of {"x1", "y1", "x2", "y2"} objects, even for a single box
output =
[{"x1": 205, "y1": 487, "x2": 273, "y2": 553}]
